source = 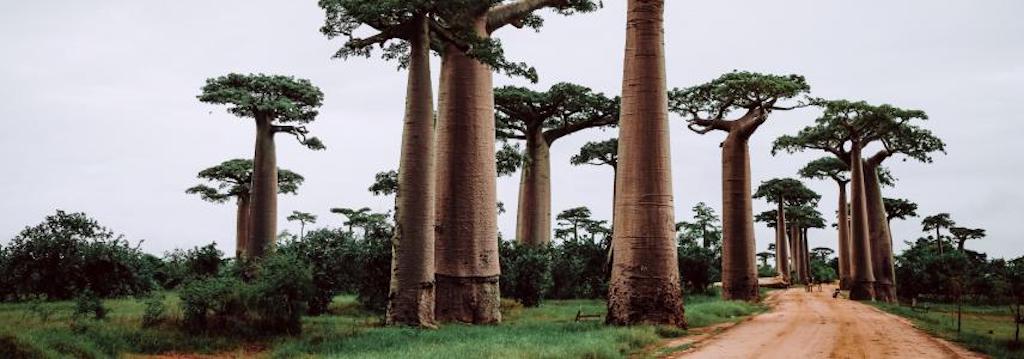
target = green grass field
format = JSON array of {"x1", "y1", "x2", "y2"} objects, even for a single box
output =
[
  {"x1": 871, "y1": 301, "x2": 1024, "y2": 359},
  {"x1": 0, "y1": 292, "x2": 764, "y2": 358}
]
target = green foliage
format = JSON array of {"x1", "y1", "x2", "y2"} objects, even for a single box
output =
[
  {"x1": 185, "y1": 159, "x2": 304, "y2": 204},
  {"x1": 496, "y1": 141, "x2": 524, "y2": 177},
  {"x1": 248, "y1": 254, "x2": 314, "y2": 334},
  {"x1": 198, "y1": 73, "x2": 325, "y2": 150},
  {"x1": 73, "y1": 291, "x2": 108, "y2": 320},
  {"x1": 1, "y1": 210, "x2": 154, "y2": 301},
  {"x1": 753, "y1": 178, "x2": 820, "y2": 206},
  {"x1": 154, "y1": 243, "x2": 224, "y2": 289},
  {"x1": 676, "y1": 202, "x2": 722, "y2": 250},
  {"x1": 140, "y1": 295, "x2": 166, "y2": 329},
  {"x1": 884, "y1": 197, "x2": 919, "y2": 222},
  {"x1": 368, "y1": 170, "x2": 398, "y2": 196},
  {"x1": 571, "y1": 137, "x2": 617, "y2": 168},
  {"x1": 286, "y1": 211, "x2": 317, "y2": 226},
  {"x1": 498, "y1": 242, "x2": 552, "y2": 307},
  {"x1": 669, "y1": 71, "x2": 810, "y2": 134},
  {"x1": 675, "y1": 203, "x2": 724, "y2": 293},
  {"x1": 798, "y1": 157, "x2": 849, "y2": 183},
  {"x1": 494, "y1": 82, "x2": 619, "y2": 142}
]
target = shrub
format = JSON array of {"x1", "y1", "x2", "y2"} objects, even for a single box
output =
[
  {"x1": 2, "y1": 210, "x2": 154, "y2": 301},
  {"x1": 678, "y1": 243, "x2": 719, "y2": 294},
  {"x1": 73, "y1": 291, "x2": 108, "y2": 320},
  {"x1": 279, "y1": 228, "x2": 390, "y2": 314},
  {"x1": 155, "y1": 243, "x2": 224, "y2": 290},
  {"x1": 141, "y1": 295, "x2": 167, "y2": 328},
  {"x1": 548, "y1": 238, "x2": 609, "y2": 299},
  {"x1": 499, "y1": 241, "x2": 552, "y2": 307},
  {"x1": 178, "y1": 253, "x2": 313, "y2": 335},
  {"x1": 353, "y1": 236, "x2": 392, "y2": 313}
]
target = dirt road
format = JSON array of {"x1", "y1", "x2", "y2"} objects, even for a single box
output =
[{"x1": 674, "y1": 285, "x2": 984, "y2": 359}]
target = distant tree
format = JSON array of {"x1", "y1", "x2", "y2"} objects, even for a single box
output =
[
  {"x1": 811, "y1": 247, "x2": 835, "y2": 262},
  {"x1": 199, "y1": 74, "x2": 324, "y2": 260},
  {"x1": 949, "y1": 227, "x2": 986, "y2": 252},
  {"x1": 922, "y1": 213, "x2": 956, "y2": 254},
  {"x1": 495, "y1": 83, "x2": 618, "y2": 246},
  {"x1": 799, "y1": 157, "x2": 852, "y2": 289},
  {"x1": 676, "y1": 202, "x2": 723, "y2": 250},
  {"x1": 331, "y1": 207, "x2": 372, "y2": 236},
  {"x1": 670, "y1": 71, "x2": 810, "y2": 301},
  {"x1": 287, "y1": 211, "x2": 317, "y2": 240},
  {"x1": 756, "y1": 252, "x2": 775, "y2": 268},
  {"x1": 570, "y1": 137, "x2": 619, "y2": 221},
  {"x1": 883, "y1": 198, "x2": 918, "y2": 224},
  {"x1": 754, "y1": 178, "x2": 820, "y2": 284},
  {"x1": 368, "y1": 170, "x2": 398, "y2": 197},
  {"x1": 186, "y1": 159, "x2": 303, "y2": 258}
]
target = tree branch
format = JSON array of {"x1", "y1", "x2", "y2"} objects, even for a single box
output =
[
  {"x1": 486, "y1": 0, "x2": 567, "y2": 33},
  {"x1": 543, "y1": 114, "x2": 616, "y2": 143}
]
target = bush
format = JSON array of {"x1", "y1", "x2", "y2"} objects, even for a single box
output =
[
  {"x1": 154, "y1": 243, "x2": 224, "y2": 290},
  {"x1": 499, "y1": 241, "x2": 552, "y2": 307},
  {"x1": 548, "y1": 238, "x2": 609, "y2": 299},
  {"x1": 141, "y1": 295, "x2": 167, "y2": 328},
  {"x1": 279, "y1": 228, "x2": 391, "y2": 314},
  {"x1": 1, "y1": 210, "x2": 154, "y2": 301},
  {"x1": 678, "y1": 243, "x2": 719, "y2": 294},
  {"x1": 178, "y1": 253, "x2": 313, "y2": 335},
  {"x1": 73, "y1": 291, "x2": 108, "y2": 320}
]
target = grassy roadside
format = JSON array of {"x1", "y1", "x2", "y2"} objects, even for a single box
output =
[
  {"x1": 871, "y1": 301, "x2": 1024, "y2": 359},
  {"x1": 0, "y1": 292, "x2": 764, "y2": 359}
]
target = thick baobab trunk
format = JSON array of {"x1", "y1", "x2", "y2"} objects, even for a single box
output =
[
  {"x1": 848, "y1": 145, "x2": 876, "y2": 300},
  {"x1": 606, "y1": 0, "x2": 685, "y2": 327},
  {"x1": 515, "y1": 129, "x2": 552, "y2": 246},
  {"x1": 802, "y1": 228, "x2": 812, "y2": 283},
  {"x1": 863, "y1": 162, "x2": 896, "y2": 302},
  {"x1": 790, "y1": 223, "x2": 804, "y2": 284},
  {"x1": 434, "y1": 15, "x2": 501, "y2": 324},
  {"x1": 775, "y1": 198, "x2": 790, "y2": 284},
  {"x1": 234, "y1": 194, "x2": 250, "y2": 259},
  {"x1": 248, "y1": 116, "x2": 277, "y2": 259},
  {"x1": 837, "y1": 182, "x2": 851, "y2": 290},
  {"x1": 387, "y1": 16, "x2": 436, "y2": 327},
  {"x1": 719, "y1": 134, "x2": 759, "y2": 300}
]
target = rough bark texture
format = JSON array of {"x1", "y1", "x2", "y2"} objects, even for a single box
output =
[
  {"x1": 602, "y1": 0, "x2": 684, "y2": 327},
  {"x1": 720, "y1": 134, "x2": 759, "y2": 300},
  {"x1": 386, "y1": 17, "x2": 436, "y2": 327},
  {"x1": 776, "y1": 198, "x2": 790, "y2": 284},
  {"x1": 247, "y1": 116, "x2": 277, "y2": 259},
  {"x1": 864, "y1": 161, "x2": 897, "y2": 302},
  {"x1": 434, "y1": 15, "x2": 501, "y2": 324},
  {"x1": 235, "y1": 194, "x2": 250, "y2": 259},
  {"x1": 802, "y1": 228, "x2": 811, "y2": 283},
  {"x1": 606, "y1": 0, "x2": 685, "y2": 327},
  {"x1": 848, "y1": 144, "x2": 876, "y2": 300},
  {"x1": 790, "y1": 223, "x2": 804, "y2": 284},
  {"x1": 836, "y1": 182, "x2": 852, "y2": 290},
  {"x1": 515, "y1": 128, "x2": 551, "y2": 246}
]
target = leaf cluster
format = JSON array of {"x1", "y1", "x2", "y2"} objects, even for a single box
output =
[{"x1": 185, "y1": 159, "x2": 304, "y2": 204}]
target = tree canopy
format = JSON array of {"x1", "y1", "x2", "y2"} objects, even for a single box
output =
[
  {"x1": 798, "y1": 157, "x2": 849, "y2": 184},
  {"x1": 198, "y1": 74, "x2": 326, "y2": 150},
  {"x1": 368, "y1": 170, "x2": 399, "y2": 196},
  {"x1": 922, "y1": 213, "x2": 956, "y2": 234},
  {"x1": 753, "y1": 178, "x2": 820, "y2": 206},
  {"x1": 668, "y1": 71, "x2": 810, "y2": 136},
  {"x1": 287, "y1": 211, "x2": 317, "y2": 225},
  {"x1": 185, "y1": 159, "x2": 304, "y2": 203},
  {"x1": 570, "y1": 138, "x2": 618, "y2": 168},
  {"x1": 494, "y1": 82, "x2": 618, "y2": 142},
  {"x1": 883, "y1": 198, "x2": 919, "y2": 222}
]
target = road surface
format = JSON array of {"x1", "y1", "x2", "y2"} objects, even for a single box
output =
[{"x1": 675, "y1": 285, "x2": 983, "y2": 359}]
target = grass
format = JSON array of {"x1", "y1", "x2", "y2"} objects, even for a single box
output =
[
  {"x1": 0, "y1": 292, "x2": 764, "y2": 359},
  {"x1": 871, "y1": 300, "x2": 1024, "y2": 359}
]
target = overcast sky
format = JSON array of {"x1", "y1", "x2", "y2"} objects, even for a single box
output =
[{"x1": 1, "y1": 1, "x2": 1021, "y2": 260}]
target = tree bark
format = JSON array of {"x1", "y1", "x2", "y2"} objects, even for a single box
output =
[
  {"x1": 606, "y1": 0, "x2": 685, "y2": 327},
  {"x1": 802, "y1": 228, "x2": 811, "y2": 283},
  {"x1": 234, "y1": 194, "x2": 250, "y2": 259},
  {"x1": 837, "y1": 182, "x2": 851, "y2": 290},
  {"x1": 848, "y1": 144, "x2": 876, "y2": 300},
  {"x1": 434, "y1": 14, "x2": 501, "y2": 324},
  {"x1": 515, "y1": 128, "x2": 552, "y2": 246},
  {"x1": 864, "y1": 161, "x2": 896, "y2": 302},
  {"x1": 775, "y1": 197, "x2": 790, "y2": 284},
  {"x1": 387, "y1": 16, "x2": 437, "y2": 327},
  {"x1": 720, "y1": 134, "x2": 758, "y2": 300},
  {"x1": 790, "y1": 223, "x2": 804, "y2": 284},
  {"x1": 248, "y1": 115, "x2": 277, "y2": 259}
]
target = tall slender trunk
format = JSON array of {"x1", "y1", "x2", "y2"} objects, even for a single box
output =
[
  {"x1": 434, "y1": 14, "x2": 501, "y2": 324},
  {"x1": 790, "y1": 223, "x2": 803, "y2": 284},
  {"x1": 848, "y1": 144, "x2": 876, "y2": 300},
  {"x1": 837, "y1": 182, "x2": 851, "y2": 290},
  {"x1": 720, "y1": 134, "x2": 758, "y2": 300},
  {"x1": 936, "y1": 228, "x2": 943, "y2": 254},
  {"x1": 515, "y1": 128, "x2": 551, "y2": 246},
  {"x1": 387, "y1": 16, "x2": 436, "y2": 327},
  {"x1": 248, "y1": 116, "x2": 277, "y2": 259},
  {"x1": 775, "y1": 197, "x2": 790, "y2": 284},
  {"x1": 802, "y1": 228, "x2": 811, "y2": 283},
  {"x1": 606, "y1": 0, "x2": 685, "y2": 327},
  {"x1": 235, "y1": 194, "x2": 251, "y2": 259},
  {"x1": 863, "y1": 162, "x2": 896, "y2": 302}
]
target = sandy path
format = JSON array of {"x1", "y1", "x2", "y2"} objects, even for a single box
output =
[{"x1": 673, "y1": 285, "x2": 984, "y2": 359}]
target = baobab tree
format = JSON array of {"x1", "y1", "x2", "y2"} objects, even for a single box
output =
[
  {"x1": 756, "y1": 251, "x2": 774, "y2": 268},
  {"x1": 286, "y1": 211, "x2": 317, "y2": 240},
  {"x1": 494, "y1": 83, "x2": 619, "y2": 246},
  {"x1": 571, "y1": 137, "x2": 619, "y2": 219},
  {"x1": 319, "y1": 0, "x2": 448, "y2": 327},
  {"x1": 773, "y1": 100, "x2": 925, "y2": 300},
  {"x1": 950, "y1": 226, "x2": 986, "y2": 252},
  {"x1": 862, "y1": 123, "x2": 945, "y2": 301},
  {"x1": 368, "y1": 170, "x2": 398, "y2": 197},
  {"x1": 331, "y1": 207, "x2": 372, "y2": 236},
  {"x1": 789, "y1": 205, "x2": 826, "y2": 284},
  {"x1": 198, "y1": 74, "x2": 324, "y2": 259},
  {"x1": 884, "y1": 198, "x2": 918, "y2": 226},
  {"x1": 606, "y1": 0, "x2": 684, "y2": 327},
  {"x1": 676, "y1": 203, "x2": 722, "y2": 250},
  {"x1": 669, "y1": 71, "x2": 810, "y2": 301},
  {"x1": 186, "y1": 159, "x2": 303, "y2": 259},
  {"x1": 430, "y1": 0, "x2": 600, "y2": 324},
  {"x1": 922, "y1": 213, "x2": 956, "y2": 254},
  {"x1": 753, "y1": 178, "x2": 819, "y2": 285},
  {"x1": 799, "y1": 157, "x2": 852, "y2": 289}
]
